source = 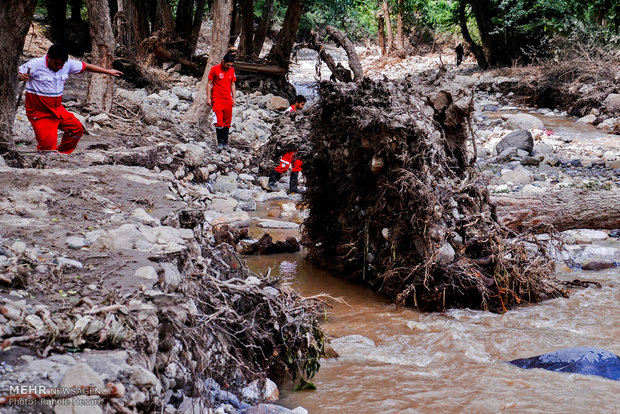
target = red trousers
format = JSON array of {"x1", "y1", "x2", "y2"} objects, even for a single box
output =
[
  {"x1": 275, "y1": 151, "x2": 302, "y2": 173},
  {"x1": 212, "y1": 101, "x2": 232, "y2": 128},
  {"x1": 28, "y1": 106, "x2": 83, "y2": 154}
]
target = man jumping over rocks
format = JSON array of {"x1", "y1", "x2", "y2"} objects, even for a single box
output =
[{"x1": 18, "y1": 43, "x2": 123, "y2": 154}]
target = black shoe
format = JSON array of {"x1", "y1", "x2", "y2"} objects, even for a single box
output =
[
  {"x1": 266, "y1": 170, "x2": 281, "y2": 192},
  {"x1": 215, "y1": 128, "x2": 223, "y2": 148},
  {"x1": 222, "y1": 128, "x2": 229, "y2": 149},
  {"x1": 288, "y1": 171, "x2": 304, "y2": 194}
]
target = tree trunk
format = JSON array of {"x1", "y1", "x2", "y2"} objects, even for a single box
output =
[
  {"x1": 251, "y1": 0, "x2": 274, "y2": 58},
  {"x1": 184, "y1": 0, "x2": 233, "y2": 124},
  {"x1": 86, "y1": 0, "x2": 116, "y2": 112},
  {"x1": 325, "y1": 25, "x2": 363, "y2": 82},
  {"x1": 156, "y1": 0, "x2": 175, "y2": 32},
  {"x1": 266, "y1": 0, "x2": 303, "y2": 70},
  {"x1": 395, "y1": 0, "x2": 405, "y2": 55},
  {"x1": 115, "y1": 0, "x2": 150, "y2": 55},
  {"x1": 229, "y1": 1, "x2": 242, "y2": 46},
  {"x1": 0, "y1": 0, "x2": 37, "y2": 161},
  {"x1": 44, "y1": 0, "x2": 67, "y2": 42},
  {"x1": 70, "y1": 0, "x2": 82, "y2": 22},
  {"x1": 175, "y1": 0, "x2": 195, "y2": 54},
  {"x1": 238, "y1": 0, "x2": 254, "y2": 58},
  {"x1": 458, "y1": 0, "x2": 487, "y2": 69},
  {"x1": 381, "y1": 0, "x2": 393, "y2": 54},
  {"x1": 493, "y1": 190, "x2": 620, "y2": 232},
  {"x1": 299, "y1": 32, "x2": 352, "y2": 82},
  {"x1": 377, "y1": 14, "x2": 386, "y2": 56},
  {"x1": 189, "y1": 0, "x2": 207, "y2": 56}
]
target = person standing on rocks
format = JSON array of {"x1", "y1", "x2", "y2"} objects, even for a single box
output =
[
  {"x1": 455, "y1": 43, "x2": 464, "y2": 66},
  {"x1": 17, "y1": 43, "x2": 123, "y2": 154},
  {"x1": 266, "y1": 95, "x2": 307, "y2": 194},
  {"x1": 206, "y1": 53, "x2": 237, "y2": 150}
]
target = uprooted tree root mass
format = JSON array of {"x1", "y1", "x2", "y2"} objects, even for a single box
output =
[{"x1": 276, "y1": 75, "x2": 566, "y2": 313}]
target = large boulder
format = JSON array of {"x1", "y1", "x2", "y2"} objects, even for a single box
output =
[
  {"x1": 505, "y1": 113, "x2": 544, "y2": 130},
  {"x1": 509, "y1": 347, "x2": 620, "y2": 381},
  {"x1": 495, "y1": 130, "x2": 534, "y2": 155}
]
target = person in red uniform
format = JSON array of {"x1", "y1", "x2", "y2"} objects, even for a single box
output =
[
  {"x1": 206, "y1": 53, "x2": 236, "y2": 150},
  {"x1": 18, "y1": 43, "x2": 122, "y2": 154},
  {"x1": 266, "y1": 95, "x2": 307, "y2": 194}
]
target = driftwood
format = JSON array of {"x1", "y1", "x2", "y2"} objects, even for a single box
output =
[
  {"x1": 325, "y1": 25, "x2": 363, "y2": 82},
  {"x1": 141, "y1": 34, "x2": 199, "y2": 73},
  {"x1": 493, "y1": 189, "x2": 620, "y2": 232},
  {"x1": 295, "y1": 31, "x2": 353, "y2": 82}
]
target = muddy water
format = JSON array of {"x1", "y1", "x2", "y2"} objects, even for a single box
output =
[{"x1": 245, "y1": 241, "x2": 620, "y2": 413}]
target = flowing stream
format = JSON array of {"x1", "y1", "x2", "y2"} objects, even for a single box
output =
[
  {"x1": 244, "y1": 116, "x2": 620, "y2": 412},
  {"x1": 245, "y1": 250, "x2": 619, "y2": 413}
]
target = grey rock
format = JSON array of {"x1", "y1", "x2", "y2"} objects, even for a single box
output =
[
  {"x1": 576, "y1": 114, "x2": 597, "y2": 124},
  {"x1": 55, "y1": 363, "x2": 104, "y2": 414},
  {"x1": 171, "y1": 86, "x2": 193, "y2": 101},
  {"x1": 213, "y1": 174, "x2": 239, "y2": 193},
  {"x1": 257, "y1": 220, "x2": 299, "y2": 229},
  {"x1": 505, "y1": 113, "x2": 544, "y2": 130},
  {"x1": 134, "y1": 266, "x2": 158, "y2": 280},
  {"x1": 496, "y1": 130, "x2": 534, "y2": 155},
  {"x1": 533, "y1": 143, "x2": 553, "y2": 156},
  {"x1": 66, "y1": 236, "x2": 87, "y2": 249},
  {"x1": 603, "y1": 93, "x2": 620, "y2": 112},
  {"x1": 436, "y1": 242, "x2": 455, "y2": 265},
  {"x1": 520, "y1": 156, "x2": 541, "y2": 166},
  {"x1": 161, "y1": 262, "x2": 182, "y2": 290}
]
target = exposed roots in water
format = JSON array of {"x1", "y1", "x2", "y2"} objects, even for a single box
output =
[{"x1": 271, "y1": 74, "x2": 566, "y2": 313}]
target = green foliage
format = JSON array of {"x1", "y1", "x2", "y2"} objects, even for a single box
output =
[{"x1": 286, "y1": 321, "x2": 325, "y2": 388}]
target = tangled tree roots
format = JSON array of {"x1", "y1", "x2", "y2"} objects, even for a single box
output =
[{"x1": 273, "y1": 74, "x2": 565, "y2": 313}]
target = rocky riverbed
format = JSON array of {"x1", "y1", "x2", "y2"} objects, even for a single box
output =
[{"x1": 1, "y1": 42, "x2": 619, "y2": 413}]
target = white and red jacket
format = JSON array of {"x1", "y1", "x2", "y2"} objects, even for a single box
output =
[
  {"x1": 19, "y1": 56, "x2": 85, "y2": 119},
  {"x1": 284, "y1": 105, "x2": 296, "y2": 114}
]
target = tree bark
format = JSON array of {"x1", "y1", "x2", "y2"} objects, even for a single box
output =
[
  {"x1": 229, "y1": 1, "x2": 242, "y2": 46},
  {"x1": 184, "y1": 0, "x2": 233, "y2": 124},
  {"x1": 156, "y1": 0, "x2": 175, "y2": 32},
  {"x1": 251, "y1": 0, "x2": 274, "y2": 58},
  {"x1": 395, "y1": 0, "x2": 405, "y2": 55},
  {"x1": 458, "y1": 0, "x2": 487, "y2": 69},
  {"x1": 238, "y1": 0, "x2": 255, "y2": 58},
  {"x1": 325, "y1": 25, "x2": 363, "y2": 82},
  {"x1": 381, "y1": 0, "x2": 393, "y2": 54},
  {"x1": 44, "y1": 0, "x2": 67, "y2": 42},
  {"x1": 0, "y1": 0, "x2": 37, "y2": 161},
  {"x1": 86, "y1": 0, "x2": 116, "y2": 112},
  {"x1": 377, "y1": 14, "x2": 386, "y2": 56},
  {"x1": 266, "y1": 0, "x2": 303, "y2": 70},
  {"x1": 115, "y1": 0, "x2": 150, "y2": 56},
  {"x1": 493, "y1": 190, "x2": 620, "y2": 232},
  {"x1": 189, "y1": 0, "x2": 207, "y2": 56}
]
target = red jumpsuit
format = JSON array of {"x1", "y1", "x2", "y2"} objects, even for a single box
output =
[
  {"x1": 19, "y1": 56, "x2": 85, "y2": 154},
  {"x1": 208, "y1": 63, "x2": 236, "y2": 128}
]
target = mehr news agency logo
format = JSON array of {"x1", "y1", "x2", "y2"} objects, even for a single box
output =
[{"x1": 2, "y1": 384, "x2": 119, "y2": 406}]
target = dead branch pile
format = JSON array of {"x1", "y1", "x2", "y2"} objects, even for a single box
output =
[
  {"x1": 0, "y1": 241, "x2": 324, "y2": 409},
  {"x1": 279, "y1": 75, "x2": 565, "y2": 313},
  {"x1": 490, "y1": 38, "x2": 620, "y2": 116}
]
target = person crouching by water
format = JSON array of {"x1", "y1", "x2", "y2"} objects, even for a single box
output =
[
  {"x1": 18, "y1": 43, "x2": 122, "y2": 154},
  {"x1": 206, "y1": 53, "x2": 236, "y2": 150},
  {"x1": 266, "y1": 95, "x2": 307, "y2": 194}
]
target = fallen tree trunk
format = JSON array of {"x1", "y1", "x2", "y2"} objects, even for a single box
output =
[
  {"x1": 297, "y1": 32, "x2": 353, "y2": 82},
  {"x1": 234, "y1": 61, "x2": 287, "y2": 76},
  {"x1": 325, "y1": 25, "x2": 363, "y2": 82},
  {"x1": 493, "y1": 189, "x2": 620, "y2": 232}
]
